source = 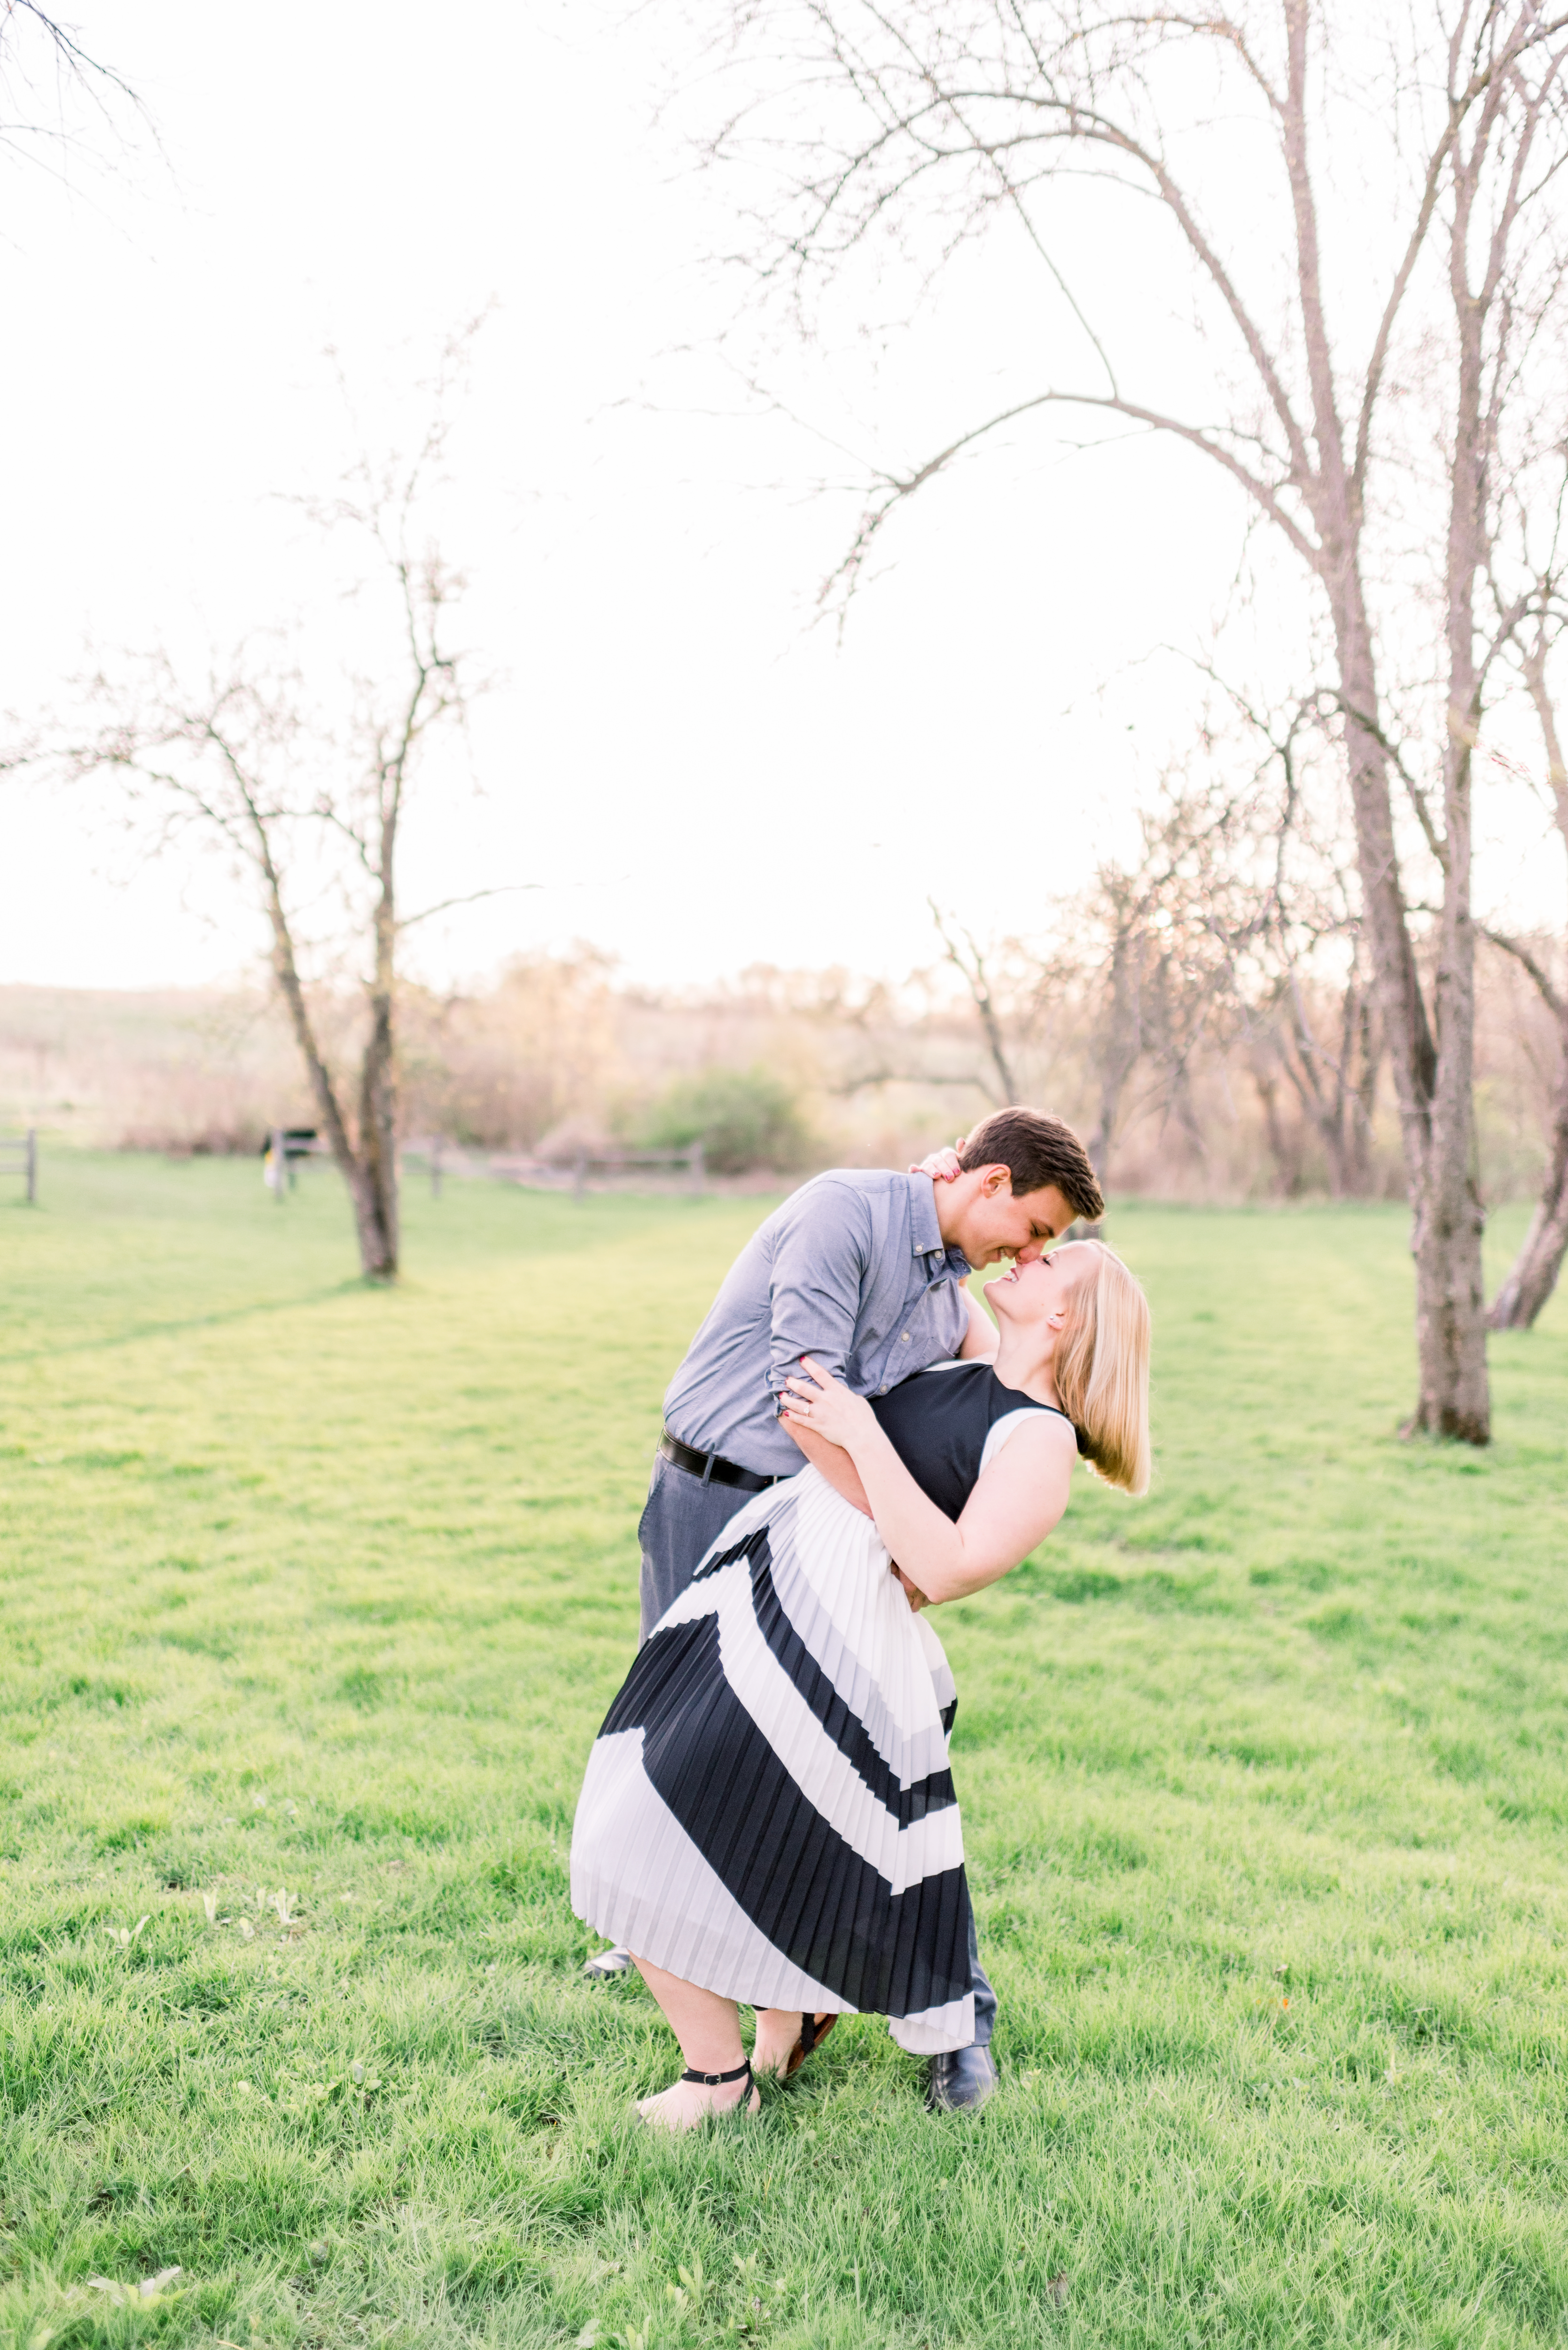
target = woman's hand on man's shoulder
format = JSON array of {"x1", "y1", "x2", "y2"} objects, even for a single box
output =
[{"x1": 909, "y1": 1142, "x2": 964, "y2": 1182}]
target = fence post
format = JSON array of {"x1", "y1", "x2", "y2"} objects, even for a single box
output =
[
  {"x1": 271, "y1": 1127, "x2": 287, "y2": 1202},
  {"x1": 24, "y1": 1127, "x2": 36, "y2": 1206},
  {"x1": 573, "y1": 1151, "x2": 587, "y2": 1202},
  {"x1": 689, "y1": 1139, "x2": 705, "y2": 1195},
  {"x1": 431, "y1": 1136, "x2": 443, "y2": 1200}
]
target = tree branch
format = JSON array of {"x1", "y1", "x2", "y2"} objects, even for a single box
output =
[
  {"x1": 396, "y1": 882, "x2": 542, "y2": 934},
  {"x1": 827, "y1": 384, "x2": 1315, "y2": 612},
  {"x1": 1482, "y1": 924, "x2": 1565, "y2": 1018}
]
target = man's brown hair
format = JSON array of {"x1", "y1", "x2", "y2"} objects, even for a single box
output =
[{"x1": 958, "y1": 1107, "x2": 1105, "y2": 1226}]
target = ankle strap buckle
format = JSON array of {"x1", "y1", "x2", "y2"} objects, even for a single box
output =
[{"x1": 679, "y1": 2058, "x2": 753, "y2": 2087}]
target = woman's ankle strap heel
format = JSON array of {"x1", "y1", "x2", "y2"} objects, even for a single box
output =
[{"x1": 679, "y1": 2057, "x2": 754, "y2": 2090}]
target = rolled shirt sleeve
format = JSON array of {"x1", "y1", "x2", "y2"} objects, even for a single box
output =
[
  {"x1": 765, "y1": 1182, "x2": 874, "y2": 1408},
  {"x1": 662, "y1": 1168, "x2": 969, "y2": 1476}
]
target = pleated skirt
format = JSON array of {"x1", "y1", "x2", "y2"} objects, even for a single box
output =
[{"x1": 569, "y1": 1465, "x2": 975, "y2": 2053}]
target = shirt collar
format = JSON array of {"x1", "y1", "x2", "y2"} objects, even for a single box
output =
[
  {"x1": 909, "y1": 1170, "x2": 944, "y2": 1257},
  {"x1": 909, "y1": 1171, "x2": 972, "y2": 1283}
]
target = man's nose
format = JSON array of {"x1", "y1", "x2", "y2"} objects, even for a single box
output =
[{"x1": 1013, "y1": 1239, "x2": 1045, "y2": 1264}]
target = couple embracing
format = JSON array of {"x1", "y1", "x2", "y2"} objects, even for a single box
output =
[{"x1": 570, "y1": 1108, "x2": 1151, "y2": 2126}]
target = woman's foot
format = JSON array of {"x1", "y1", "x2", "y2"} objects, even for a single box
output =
[
  {"x1": 750, "y1": 2008, "x2": 804, "y2": 2076},
  {"x1": 750, "y1": 2008, "x2": 836, "y2": 2077},
  {"x1": 624, "y1": 1957, "x2": 759, "y2": 2128},
  {"x1": 636, "y1": 2068, "x2": 759, "y2": 2130}
]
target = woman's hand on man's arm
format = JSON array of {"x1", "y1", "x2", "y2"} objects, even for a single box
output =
[
  {"x1": 779, "y1": 1360, "x2": 880, "y2": 1450},
  {"x1": 780, "y1": 1411, "x2": 875, "y2": 1518},
  {"x1": 779, "y1": 1367, "x2": 929, "y2": 1602}
]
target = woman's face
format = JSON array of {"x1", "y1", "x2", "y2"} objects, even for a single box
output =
[{"x1": 983, "y1": 1248, "x2": 1085, "y2": 1337}]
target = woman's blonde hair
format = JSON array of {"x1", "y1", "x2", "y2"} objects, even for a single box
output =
[{"x1": 1048, "y1": 1240, "x2": 1152, "y2": 1496}]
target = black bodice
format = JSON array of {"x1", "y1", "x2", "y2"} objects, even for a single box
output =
[{"x1": 869, "y1": 1360, "x2": 1067, "y2": 1521}]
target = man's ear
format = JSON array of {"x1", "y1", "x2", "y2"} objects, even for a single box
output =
[{"x1": 981, "y1": 1163, "x2": 1013, "y2": 1198}]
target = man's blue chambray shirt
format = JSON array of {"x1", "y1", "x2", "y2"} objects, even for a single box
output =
[{"x1": 661, "y1": 1168, "x2": 976, "y2": 1477}]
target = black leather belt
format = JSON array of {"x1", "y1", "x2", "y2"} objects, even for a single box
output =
[{"x1": 658, "y1": 1429, "x2": 784, "y2": 1494}]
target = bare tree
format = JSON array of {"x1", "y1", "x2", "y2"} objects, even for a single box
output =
[
  {"x1": 36, "y1": 375, "x2": 487, "y2": 1281},
  {"x1": 0, "y1": 2, "x2": 148, "y2": 181},
  {"x1": 1063, "y1": 783, "x2": 1257, "y2": 1184},
  {"x1": 1190, "y1": 681, "x2": 1384, "y2": 1199},
  {"x1": 701, "y1": 1, "x2": 1568, "y2": 1442},
  {"x1": 1006, "y1": 689, "x2": 1382, "y2": 1197},
  {"x1": 1484, "y1": 490, "x2": 1568, "y2": 1325},
  {"x1": 1079, "y1": 868, "x2": 1149, "y2": 1185},
  {"x1": 928, "y1": 900, "x2": 1019, "y2": 1100},
  {"x1": 932, "y1": 780, "x2": 1303, "y2": 1189},
  {"x1": 1264, "y1": 936, "x2": 1381, "y2": 1198}
]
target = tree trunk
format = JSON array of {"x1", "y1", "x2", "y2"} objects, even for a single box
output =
[
  {"x1": 1253, "y1": 1066, "x2": 1301, "y2": 1196},
  {"x1": 1328, "y1": 595, "x2": 1488, "y2": 1441},
  {"x1": 351, "y1": 835, "x2": 401, "y2": 1281},
  {"x1": 1401, "y1": 163, "x2": 1491, "y2": 1445},
  {"x1": 1490, "y1": 645, "x2": 1568, "y2": 1330},
  {"x1": 1410, "y1": 1168, "x2": 1489, "y2": 1436},
  {"x1": 1318, "y1": 1116, "x2": 1351, "y2": 1202},
  {"x1": 1320, "y1": 970, "x2": 1380, "y2": 1200},
  {"x1": 353, "y1": 980, "x2": 399, "y2": 1281},
  {"x1": 1346, "y1": 987, "x2": 1380, "y2": 1197},
  {"x1": 1277, "y1": 0, "x2": 1487, "y2": 1440},
  {"x1": 1087, "y1": 912, "x2": 1144, "y2": 1183},
  {"x1": 261, "y1": 855, "x2": 398, "y2": 1284},
  {"x1": 1488, "y1": 1038, "x2": 1568, "y2": 1329},
  {"x1": 1273, "y1": 974, "x2": 1378, "y2": 1198},
  {"x1": 1408, "y1": 822, "x2": 1488, "y2": 1434}
]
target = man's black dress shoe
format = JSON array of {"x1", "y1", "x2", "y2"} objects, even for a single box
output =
[{"x1": 927, "y1": 2043, "x2": 998, "y2": 2112}]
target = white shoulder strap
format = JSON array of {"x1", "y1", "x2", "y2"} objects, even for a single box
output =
[{"x1": 978, "y1": 1405, "x2": 1060, "y2": 1473}]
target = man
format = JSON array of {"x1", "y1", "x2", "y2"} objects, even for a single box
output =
[{"x1": 585, "y1": 1105, "x2": 1106, "y2": 2112}]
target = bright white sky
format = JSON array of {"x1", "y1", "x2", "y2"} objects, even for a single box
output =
[{"x1": 0, "y1": 3, "x2": 1556, "y2": 995}]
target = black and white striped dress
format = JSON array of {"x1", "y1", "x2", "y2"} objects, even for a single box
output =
[{"x1": 570, "y1": 1363, "x2": 1059, "y2": 2054}]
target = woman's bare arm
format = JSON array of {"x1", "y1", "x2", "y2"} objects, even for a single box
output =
[
  {"x1": 958, "y1": 1286, "x2": 1000, "y2": 1361},
  {"x1": 855, "y1": 1417, "x2": 1074, "y2": 1603},
  {"x1": 782, "y1": 1363, "x2": 1076, "y2": 1605}
]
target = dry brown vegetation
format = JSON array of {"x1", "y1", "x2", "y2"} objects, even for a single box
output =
[{"x1": 0, "y1": 933, "x2": 1555, "y2": 1206}]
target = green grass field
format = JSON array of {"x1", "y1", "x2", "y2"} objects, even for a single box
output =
[{"x1": 3, "y1": 1154, "x2": 1568, "y2": 2350}]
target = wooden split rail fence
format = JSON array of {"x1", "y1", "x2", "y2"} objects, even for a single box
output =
[
  {"x1": 259, "y1": 1133, "x2": 705, "y2": 1202},
  {"x1": 0, "y1": 1128, "x2": 37, "y2": 1205},
  {"x1": 491, "y1": 1143, "x2": 707, "y2": 1198}
]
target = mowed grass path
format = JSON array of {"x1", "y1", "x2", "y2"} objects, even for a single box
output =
[{"x1": 3, "y1": 1155, "x2": 1568, "y2": 2350}]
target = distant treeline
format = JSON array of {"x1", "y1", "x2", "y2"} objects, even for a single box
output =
[{"x1": 0, "y1": 935, "x2": 1555, "y2": 1204}]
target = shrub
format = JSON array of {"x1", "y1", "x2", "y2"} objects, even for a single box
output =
[{"x1": 641, "y1": 1064, "x2": 812, "y2": 1175}]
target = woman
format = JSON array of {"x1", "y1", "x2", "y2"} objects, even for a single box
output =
[{"x1": 569, "y1": 1239, "x2": 1152, "y2": 2126}]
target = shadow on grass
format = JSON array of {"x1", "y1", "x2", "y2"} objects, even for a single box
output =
[{"x1": 5, "y1": 1278, "x2": 374, "y2": 1364}]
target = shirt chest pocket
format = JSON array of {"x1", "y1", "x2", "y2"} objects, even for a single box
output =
[{"x1": 855, "y1": 1279, "x2": 963, "y2": 1394}]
